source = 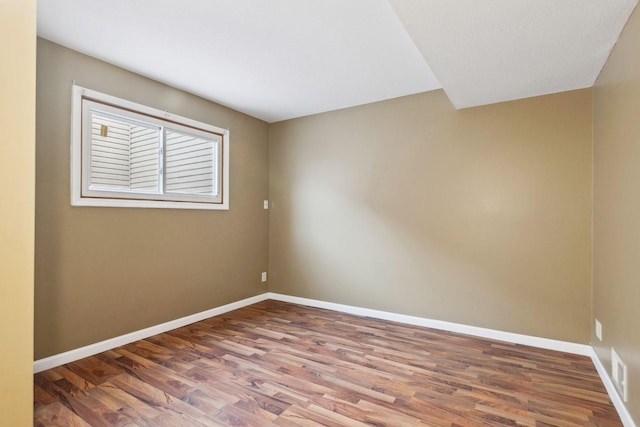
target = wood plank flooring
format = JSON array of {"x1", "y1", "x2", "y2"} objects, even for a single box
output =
[{"x1": 34, "y1": 300, "x2": 622, "y2": 426}]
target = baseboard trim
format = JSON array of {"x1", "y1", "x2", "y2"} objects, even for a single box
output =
[
  {"x1": 33, "y1": 293, "x2": 270, "y2": 373},
  {"x1": 589, "y1": 348, "x2": 637, "y2": 427},
  {"x1": 266, "y1": 293, "x2": 592, "y2": 355}
]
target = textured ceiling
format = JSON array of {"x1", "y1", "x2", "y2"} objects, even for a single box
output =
[
  {"x1": 37, "y1": 0, "x2": 638, "y2": 122},
  {"x1": 37, "y1": 0, "x2": 441, "y2": 122},
  {"x1": 388, "y1": 0, "x2": 639, "y2": 109}
]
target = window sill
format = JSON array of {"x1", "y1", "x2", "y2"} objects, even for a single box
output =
[{"x1": 71, "y1": 195, "x2": 229, "y2": 210}]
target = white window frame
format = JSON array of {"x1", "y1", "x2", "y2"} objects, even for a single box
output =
[{"x1": 71, "y1": 85, "x2": 230, "y2": 210}]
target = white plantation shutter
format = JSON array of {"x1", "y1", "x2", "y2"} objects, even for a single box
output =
[
  {"x1": 74, "y1": 86, "x2": 228, "y2": 209},
  {"x1": 88, "y1": 111, "x2": 162, "y2": 193},
  {"x1": 89, "y1": 114, "x2": 131, "y2": 190},
  {"x1": 130, "y1": 125, "x2": 161, "y2": 192},
  {"x1": 165, "y1": 130, "x2": 218, "y2": 196}
]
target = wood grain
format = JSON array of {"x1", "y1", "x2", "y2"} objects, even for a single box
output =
[{"x1": 34, "y1": 300, "x2": 621, "y2": 426}]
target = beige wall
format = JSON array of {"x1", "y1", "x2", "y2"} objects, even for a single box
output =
[
  {"x1": 593, "y1": 3, "x2": 640, "y2": 422},
  {"x1": 35, "y1": 39, "x2": 270, "y2": 359},
  {"x1": 0, "y1": 0, "x2": 36, "y2": 424},
  {"x1": 269, "y1": 89, "x2": 592, "y2": 343}
]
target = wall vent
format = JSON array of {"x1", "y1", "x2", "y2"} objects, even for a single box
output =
[{"x1": 611, "y1": 348, "x2": 628, "y2": 402}]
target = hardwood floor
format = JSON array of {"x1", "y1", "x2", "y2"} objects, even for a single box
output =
[{"x1": 34, "y1": 300, "x2": 622, "y2": 426}]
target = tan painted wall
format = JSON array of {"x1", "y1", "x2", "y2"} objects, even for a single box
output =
[
  {"x1": 0, "y1": 0, "x2": 36, "y2": 424},
  {"x1": 35, "y1": 39, "x2": 269, "y2": 359},
  {"x1": 269, "y1": 89, "x2": 592, "y2": 343},
  {"x1": 593, "y1": 3, "x2": 640, "y2": 422}
]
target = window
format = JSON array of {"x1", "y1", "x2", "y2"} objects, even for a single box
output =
[{"x1": 71, "y1": 86, "x2": 229, "y2": 209}]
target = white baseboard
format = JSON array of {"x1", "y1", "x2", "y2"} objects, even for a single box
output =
[
  {"x1": 33, "y1": 291, "x2": 636, "y2": 427},
  {"x1": 33, "y1": 293, "x2": 270, "y2": 373},
  {"x1": 266, "y1": 293, "x2": 592, "y2": 355},
  {"x1": 589, "y1": 348, "x2": 637, "y2": 427}
]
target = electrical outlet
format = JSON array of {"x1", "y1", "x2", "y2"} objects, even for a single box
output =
[
  {"x1": 261, "y1": 272, "x2": 267, "y2": 282},
  {"x1": 611, "y1": 348, "x2": 628, "y2": 402},
  {"x1": 595, "y1": 319, "x2": 602, "y2": 341},
  {"x1": 263, "y1": 200, "x2": 269, "y2": 209}
]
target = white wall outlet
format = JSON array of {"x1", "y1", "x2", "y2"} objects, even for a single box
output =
[
  {"x1": 263, "y1": 200, "x2": 269, "y2": 209},
  {"x1": 595, "y1": 319, "x2": 602, "y2": 341},
  {"x1": 611, "y1": 348, "x2": 628, "y2": 402},
  {"x1": 261, "y1": 272, "x2": 267, "y2": 282}
]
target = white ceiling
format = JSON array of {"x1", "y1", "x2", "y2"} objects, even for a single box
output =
[
  {"x1": 37, "y1": 0, "x2": 441, "y2": 123},
  {"x1": 37, "y1": 1, "x2": 637, "y2": 123},
  {"x1": 388, "y1": 0, "x2": 639, "y2": 109}
]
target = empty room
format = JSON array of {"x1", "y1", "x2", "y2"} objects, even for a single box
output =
[{"x1": 2, "y1": 0, "x2": 640, "y2": 425}]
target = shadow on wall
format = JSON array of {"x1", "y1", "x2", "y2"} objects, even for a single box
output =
[{"x1": 269, "y1": 90, "x2": 591, "y2": 343}]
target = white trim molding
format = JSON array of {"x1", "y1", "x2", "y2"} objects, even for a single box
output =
[
  {"x1": 266, "y1": 293, "x2": 592, "y2": 355},
  {"x1": 70, "y1": 85, "x2": 231, "y2": 210},
  {"x1": 33, "y1": 293, "x2": 269, "y2": 373}
]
